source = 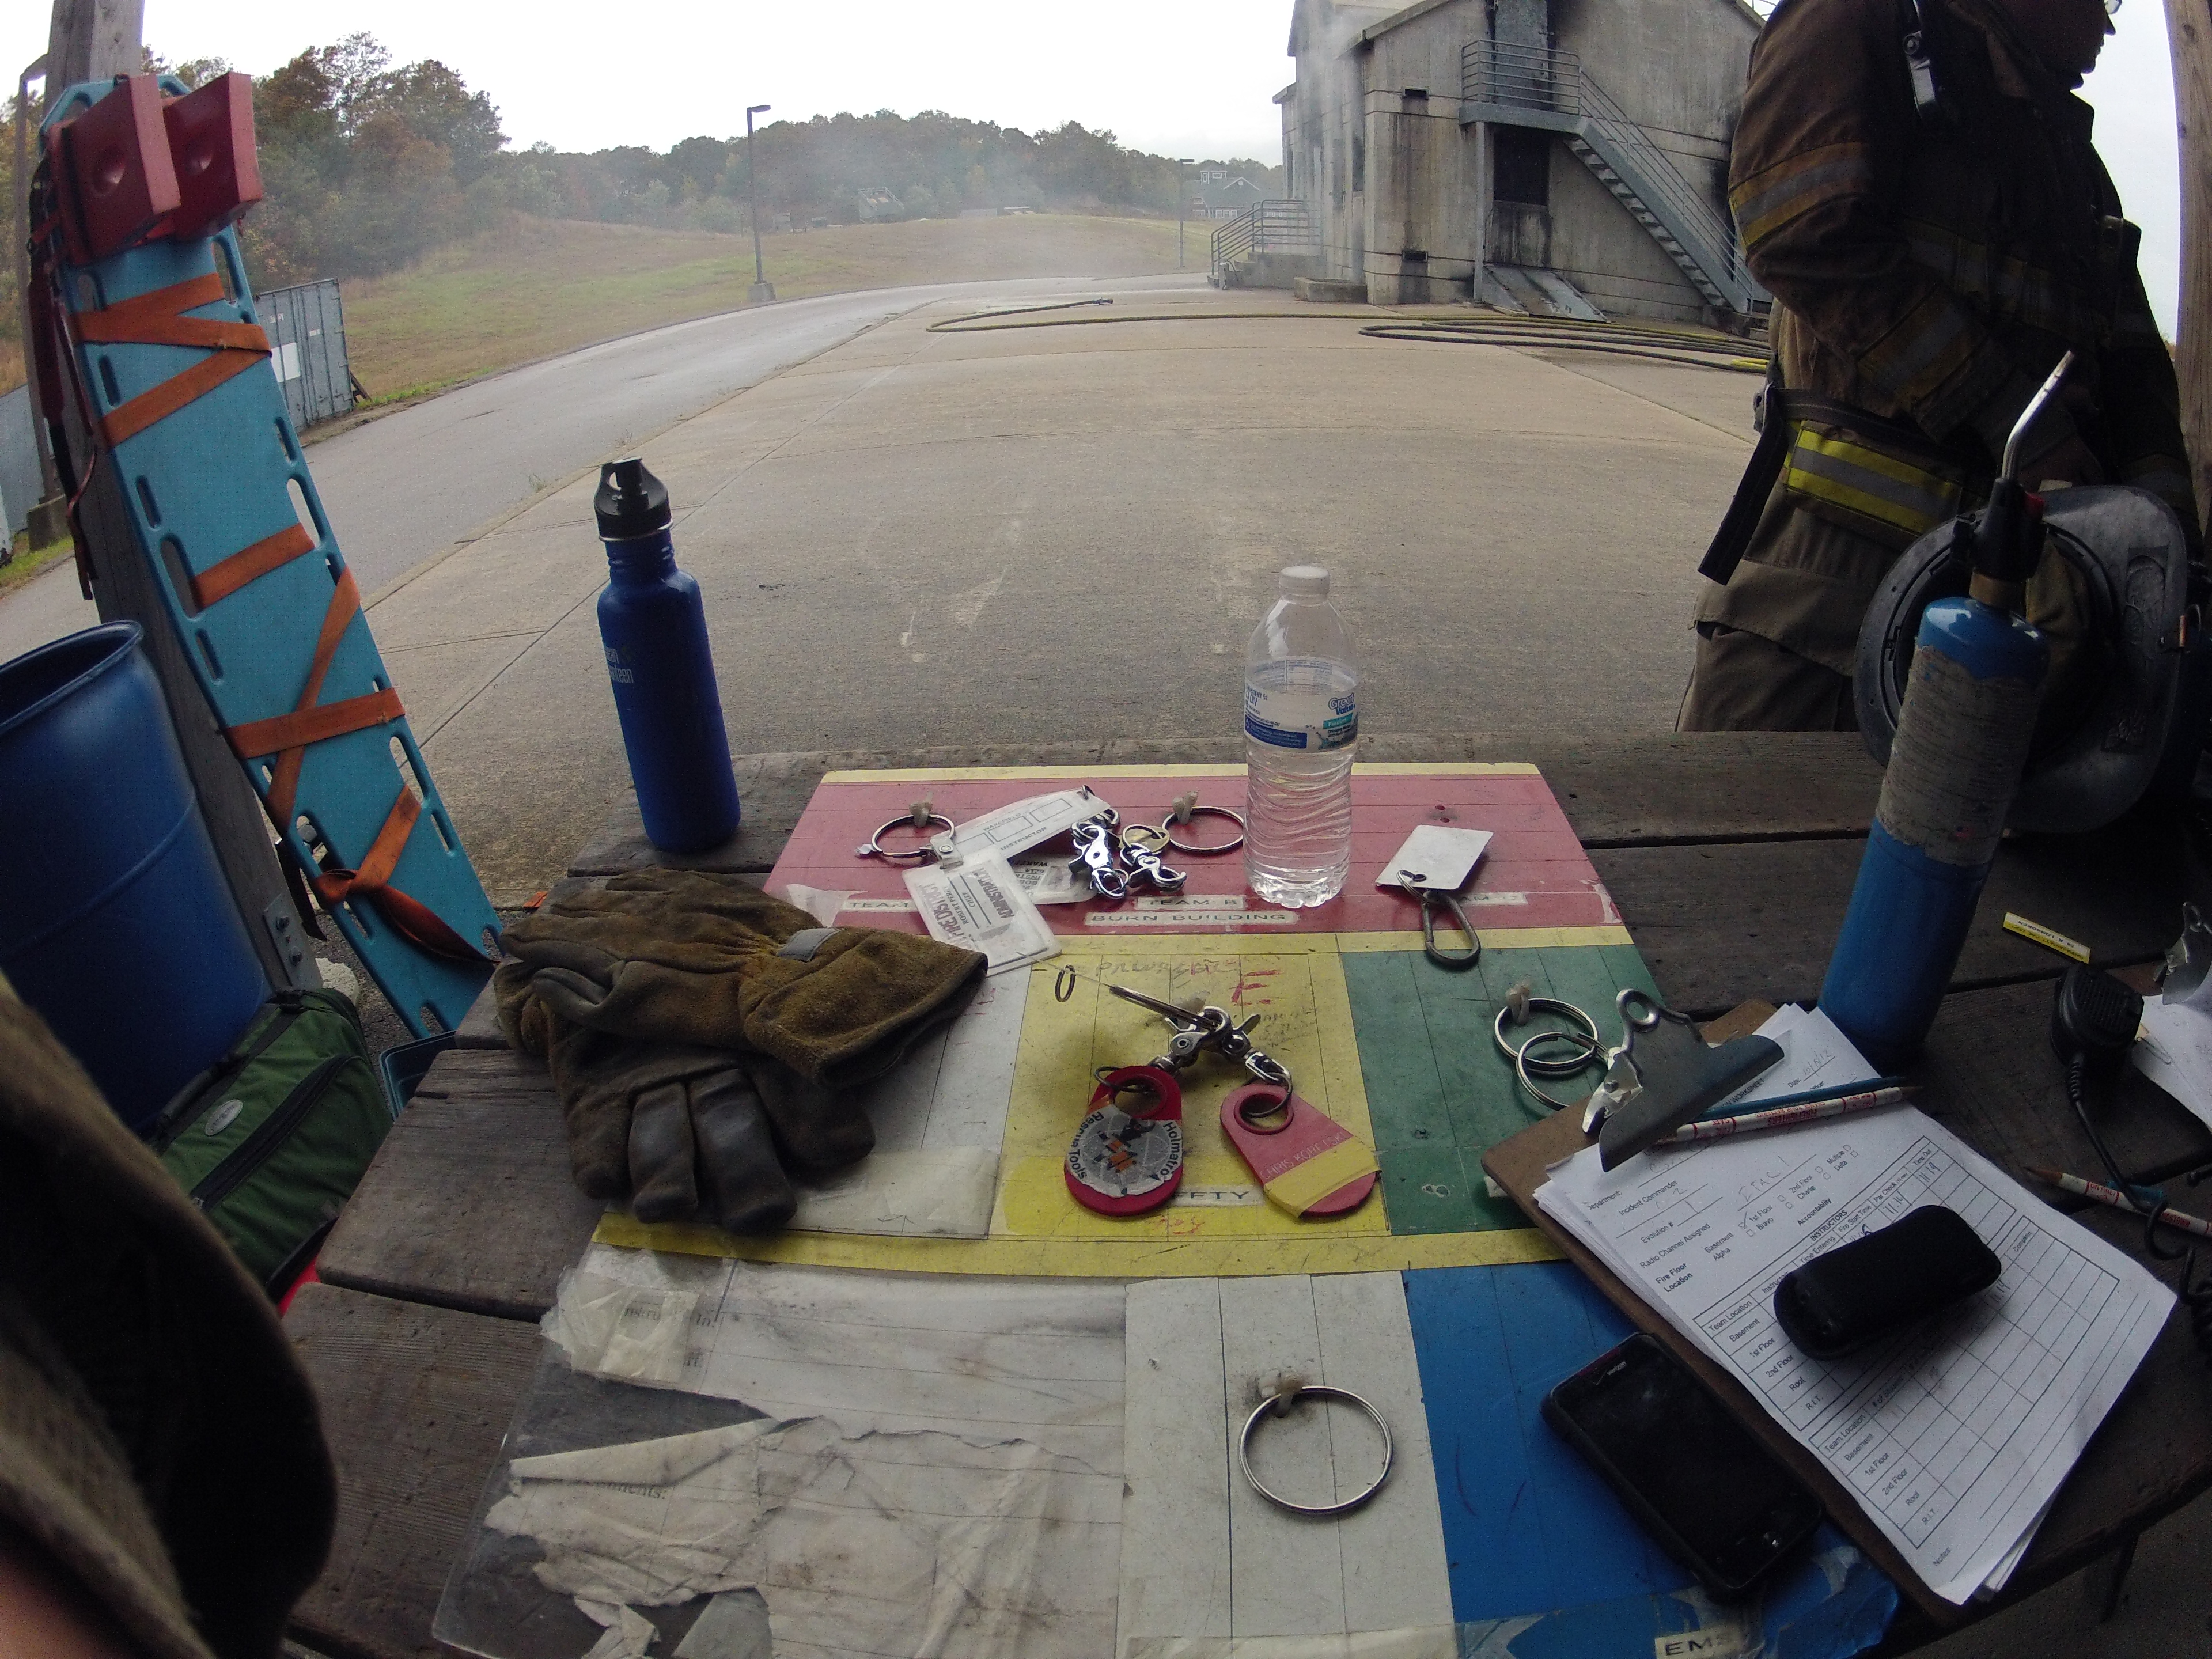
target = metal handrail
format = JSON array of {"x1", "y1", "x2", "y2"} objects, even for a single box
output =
[
  {"x1": 1460, "y1": 39, "x2": 1754, "y2": 307},
  {"x1": 1211, "y1": 199, "x2": 1316, "y2": 285},
  {"x1": 1461, "y1": 37, "x2": 1584, "y2": 114}
]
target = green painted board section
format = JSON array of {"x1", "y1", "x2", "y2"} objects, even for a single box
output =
[{"x1": 1346, "y1": 946, "x2": 1660, "y2": 1234}]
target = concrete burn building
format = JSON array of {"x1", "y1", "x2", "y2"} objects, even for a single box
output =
[{"x1": 1275, "y1": 0, "x2": 1766, "y2": 323}]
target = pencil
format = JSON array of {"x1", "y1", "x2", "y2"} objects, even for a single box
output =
[
  {"x1": 1696, "y1": 1075, "x2": 1909, "y2": 1120},
  {"x1": 1664, "y1": 1084, "x2": 1917, "y2": 1145},
  {"x1": 2025, "y1": 1167, "x2": 2212, "y2": 1240}
]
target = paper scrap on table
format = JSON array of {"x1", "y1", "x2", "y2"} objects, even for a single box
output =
[
  {"x1": 1536, "y1": 1005, "x2": 2174, "y2": 1604},
  {"x1": 929, "y1": 786, "x2": 1107, "y2": 865},
  {"x1": 2134, "y1": 965, "x2": 2212, "y2": 1131},
  {"x1": 1374, "y1": 824, "x2": 1493, "y2": 895},
  {"x1": 789, "y1": 1146, "x2": 997, "y2": 1236},
  {"x1": 1008, "y1": 855, "x2": 1092, "y2": 905},
  {"x1": 526, "y1": 1248, "x2": 1127, "y2": 1658},
  {"x1": 776, "y1": 884, "x2": 854, "y2": 927},
  {"x1": 904, "y1": 849, "x2": 1059, "y2": 973}
]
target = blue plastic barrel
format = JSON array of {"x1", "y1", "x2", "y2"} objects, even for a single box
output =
[{"x1": 0, "y1": 623, "x2": 267, "y2": 1127}]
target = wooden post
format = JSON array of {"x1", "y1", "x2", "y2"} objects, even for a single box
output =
[
  {"x1": 2173, "y1": 0, "x2": 2212, "y2": 537},
  {"x1": 32, "y1": 0, "x2": 313, "y2": 991},
  {"x1": 44, "y1": 0, "x2": 142, "y2": 86}
]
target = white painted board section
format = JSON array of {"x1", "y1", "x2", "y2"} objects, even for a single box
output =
[
  {"x1": 1119, "y1": 1273, "x2": 1455, "y2": 1653},
  {"x1": 1120, "y1": 1279, "x2": 1234, "y2": 1646}
]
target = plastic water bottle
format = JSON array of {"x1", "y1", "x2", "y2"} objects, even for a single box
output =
[
  {"x1": 594, "y1": 457, "x2": 741, "y2": 851},
  {"x1": 1244, "y1": 566, "x2": 1359, "y2": 907}
]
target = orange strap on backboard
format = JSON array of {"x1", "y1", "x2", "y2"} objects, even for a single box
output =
[
  {"x1": 222, "y1": 567, "x2": 395, "y2": 824},
  {"x1": 190, "y1": 521, "x2": 317, "y2": 609},
  {"x1": 75, "y1": 270, "x2": 271, "y2": 446},
  {"x1": 310, "y1": 789, "x2": 494, "y2": 965}
]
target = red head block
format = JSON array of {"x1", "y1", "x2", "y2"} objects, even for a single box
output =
[
  {"x1": 162, "y1": 73, "x2": 263, "y2": 240},
  {"x1": 52, "y1": 75, "x2": 181, "y2": 263}
]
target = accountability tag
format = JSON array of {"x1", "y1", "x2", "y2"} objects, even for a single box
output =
[
  {"x1": 1374, "y1": 824, "x2": 1493, "y2": 894},
  {"x1": 1219, "y1": 1082, "x2": 1378, "y2": 1217},
  {"x1": 1066, "y1": 1065, "x2": 1185, "y2": 1215},
  {"x1": 930, "y1": 787, "x2": 1109, "y2": 866}
]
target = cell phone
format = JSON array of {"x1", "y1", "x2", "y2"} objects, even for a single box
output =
[{"x1": 1543, "y1": 1332, "x2": 1822, "y2": 1599}]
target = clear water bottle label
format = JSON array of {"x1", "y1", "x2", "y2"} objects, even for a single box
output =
[{"x1": 1244, "y1": 661, "x2": 1358, "y2": 751}]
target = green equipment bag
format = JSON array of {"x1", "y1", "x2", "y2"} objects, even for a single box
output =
[{"x1": 147, "y1": 988, "x2": 392, "y2": 1298}]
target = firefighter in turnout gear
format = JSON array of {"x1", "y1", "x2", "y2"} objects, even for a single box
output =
[{"x1": 1679, "y1": 0, "x2": 2198, "y2": 730}]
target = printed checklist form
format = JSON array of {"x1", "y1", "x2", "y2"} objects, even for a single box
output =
[{"x1": 1537, "y1": 1103, "x2": 2173, "y2": 1603}]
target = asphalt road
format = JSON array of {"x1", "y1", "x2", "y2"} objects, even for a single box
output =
[{"x1": 0, "y1": 271, "x2": 1196, "y2": 658}]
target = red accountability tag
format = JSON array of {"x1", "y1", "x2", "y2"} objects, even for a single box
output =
[
  {"x1": 1219, "y1": 1082, "x2": 1379, "y2": 1218},
  {"x1": 1066, "y1": 1065, "x2": 1186, "y2": 1215}
]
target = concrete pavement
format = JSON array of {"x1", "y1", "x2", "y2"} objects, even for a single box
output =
[
  {"x1": 0, "y1": 272, "x2": 1200, "y2": 662},
  {"x1": 373, "y1": 288, "x2": 1763, "y2": 903}
]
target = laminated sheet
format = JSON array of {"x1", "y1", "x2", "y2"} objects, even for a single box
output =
[{"x1": 1118, "y1": 1274, "x2": 1454, "y2": 1653}]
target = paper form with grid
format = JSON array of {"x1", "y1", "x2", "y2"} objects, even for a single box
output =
[{"x1": 1537, "y1": 1100, "x2": 2172, "y2": 1603}]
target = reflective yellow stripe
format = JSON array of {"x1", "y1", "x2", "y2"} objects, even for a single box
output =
[
  {"x1": 1785, "y1": 428, "x2": 1964, "y2": 537},
  {"x1": 1731, "y1": 143, "x2": 1874, "y2": 247}
]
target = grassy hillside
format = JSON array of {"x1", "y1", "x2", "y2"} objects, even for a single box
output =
[{"x1": 340, "y1": 212, "x2": 1198, "y2": 397}]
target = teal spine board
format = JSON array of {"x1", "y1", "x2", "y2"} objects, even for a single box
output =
[{"x1": 46, "y1": 79, "x2": 498, "y2": 1036}]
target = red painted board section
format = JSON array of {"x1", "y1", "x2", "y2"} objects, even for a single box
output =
[{"x1": 764, "y1": 768, "x2": 1619, "y2": 935}]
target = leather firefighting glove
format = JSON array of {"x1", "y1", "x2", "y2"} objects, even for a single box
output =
[
  {"x1": 502, "y1": 1002, "x2": 792, "y2": 1232},
  {"x1": 497, "y1": 870, "x2": 987, "y2": 1088},
  {"x1": 497, "y1": 980, "x2": 884, "y2": 1233}
]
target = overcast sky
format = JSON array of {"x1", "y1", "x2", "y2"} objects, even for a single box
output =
[{"x1": 7, "y1": 0, "x2": 2187, "y2": 329}]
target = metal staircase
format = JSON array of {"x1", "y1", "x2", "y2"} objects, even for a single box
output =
[
  {"x1": 1210, "y1": 199, "x2": 1318, "y2": 288},
  {"x1": 1460, "y1": 40, "x2": 1766, "y2": 318}
]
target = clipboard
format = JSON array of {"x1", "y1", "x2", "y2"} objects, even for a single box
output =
[{"x1": 1479, "y1": 1005, "x2": 1972, "y2": 1627}]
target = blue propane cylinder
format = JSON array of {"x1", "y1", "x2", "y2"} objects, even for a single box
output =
[
  {"x1": 1820, "y1": 355, "x2": 2077, "y2": 1068},
  {"x1": 593, "y1": 458, "x2": 741, "y2": 851},
  {"x1": 0, "y1": 623, "x2": 268, "y2": 1127},
  {"x1": 1819, "y1": 595, "x2": 2046, "y2": 1067}
]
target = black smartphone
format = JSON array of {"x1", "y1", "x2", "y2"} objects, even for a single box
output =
[{"x1": 1543, "y1": 1332, "x2": 1823, "y2": 1599}]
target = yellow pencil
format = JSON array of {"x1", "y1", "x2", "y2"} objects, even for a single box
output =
[{"x1": 2026, "y1": 1167, "x2": 2212, "y2": 1240}]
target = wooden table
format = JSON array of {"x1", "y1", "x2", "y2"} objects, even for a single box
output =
[{"x1": 282, "y1": 734, "x2": 2212, "y2": 1658}]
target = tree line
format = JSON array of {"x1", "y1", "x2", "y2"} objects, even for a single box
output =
[{"x1": 1, "y1": 36, "x2": 1278, "y2": 295}]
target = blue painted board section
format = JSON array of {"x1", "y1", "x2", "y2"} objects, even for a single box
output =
[
  {"x1": 1406, "y1": 1260, "x2": 1683, "y2": 1618},
  {"x1": 1408, "y1": 1262, "x2": 1897, "y2": 1658},
  {"x1": 44, "y1": 79, "x2": 498, "y2": 1035}
]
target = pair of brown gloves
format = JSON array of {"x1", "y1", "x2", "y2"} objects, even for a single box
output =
[{"x1": 497, "y1": 871, "x2": 986, "y2": 1234}]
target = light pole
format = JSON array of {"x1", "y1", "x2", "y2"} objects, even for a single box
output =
[
  {"x1": 745, "y1": 103, "x2": 774, "y2": 302},
  {"x1": 1177, "y1": 157, "x2": 1195, "y2": 269}
]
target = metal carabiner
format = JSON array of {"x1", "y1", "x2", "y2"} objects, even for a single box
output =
[
  {"x1": 1070, "y1": 816, "x2": 1130, "y2": 900},
  {"x1": 1122, "y1": 832, "x2": 1188, "y2": 894},
  {"x1": 1397, "y1": 872, "x2": 1480, "y2": 969}
]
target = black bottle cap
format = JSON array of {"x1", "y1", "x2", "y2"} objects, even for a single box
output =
[{"x1": 595, "y1": 457, "x2": 671, "y2": 539}]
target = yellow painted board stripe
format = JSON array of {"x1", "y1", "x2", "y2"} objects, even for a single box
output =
[
  {"x1": 1266, "y1": 1137, "x2": 1382, "y2": 1215},
  {"x1": 1353, "y1": 762, "x2": 1541, "y2": 775},
  {"x1": 820, "y1": 761, "x2": 1544, "y2": 784},
  {"x1": 593, "y1": 1212, "x2": 1564, "y2": 1276},
  {"x1": 1335, "y1": 925, "x2": 1633, "y2": 952}
]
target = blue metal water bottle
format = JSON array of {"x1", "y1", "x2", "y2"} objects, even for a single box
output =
[
  {"x1": 594, "y1": 458, "x2": 741, "y2": 851},
  {"x1": 1818, "y1": 358, "x2": 2073, "y2": 1068}
]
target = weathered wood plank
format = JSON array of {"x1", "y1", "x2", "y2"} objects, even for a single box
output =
[
  {"x1": 318, "y1": 1050, "x2": 596, "y2": 1320},
  {"x1": 1483, "y1": 732, "x2": 1882, "y2": 845},
  {"x1": 1597, "y1": 809, "x2": 2186, "y2": 1013},
  {"x1": 1921, "y1": 980, "x2": 2212, "y2": 1185},
  {"x1": 2168, "y1": 0, "x2": 2212, "y2": 534},
  {"x1": 284, "y1": 1284, "x2": 540, "y2": 1659}
]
